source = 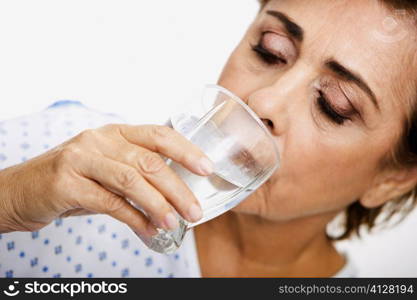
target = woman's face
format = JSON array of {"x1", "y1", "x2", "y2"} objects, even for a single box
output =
[{"x1": 218, "y1": 0, "x2": 417, "y2": 221}]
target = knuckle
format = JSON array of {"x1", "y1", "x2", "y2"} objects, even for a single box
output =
[
  {"x1": 77, "y1": 129, "x2": 99, "y2": 142},
  {"x1": 54, "y1": 146, "x2": 81, "y2": 170},
  {"x1": 146, "y1": 195, "x2": 165, "y2": 212},
  {"x1": 102, "y1": 193, "x2": 125, "y2": 214},
  {"x1": 151, "y1": 125, "x2": 176, "y2": 144},
  {"x1": 100, "y1": 123, "x2": 120, "y2": 133},
  {"x1": 115, "y1": 167, "x2": 139, "y2": 190},
  {"x1": 152, "y1": 125, "x2": 174, "y2": 138},
  {"x1": 137, "y1": 152, "x2": 166, "y2": 174},
  {"x1": 145, "y1": 199, "x2": 169, "y2": 222}
]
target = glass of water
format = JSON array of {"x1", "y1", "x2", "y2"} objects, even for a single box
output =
[{"x1": 137, "y1": 84, "x2": 280, "y2": 253}]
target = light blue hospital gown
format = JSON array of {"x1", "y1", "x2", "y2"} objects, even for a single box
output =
[{"x1": 0, "y1": 101, "x2": 202, "y2": 278}]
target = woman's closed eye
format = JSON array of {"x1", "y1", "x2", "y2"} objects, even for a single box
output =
[
  {"x1": 251, "y1": 41, "x2": 287, "y2": 65},
  {"x1": 316, "y1": 90, "x2": 356, "y2": 125},
  {"x1": 250, "y1": 31, "x2": 359, "y2": 127},
  {"x1": 251, "y1": 32, "x2": 296, "y2": 66}
]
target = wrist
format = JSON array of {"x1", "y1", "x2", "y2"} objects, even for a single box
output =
[
  {"x1": 0, "y1": 166, "x2": 27, "y2": 233},
  {"x1": 0, "y1": 168, "x2": 15, "y2": 232}
]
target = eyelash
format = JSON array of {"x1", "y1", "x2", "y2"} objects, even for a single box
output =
[
  {"x1": 251, "y1": 39, "x2": 350, "y2": 126},
  {"x1": 317, "y1": 91, "x2": 350, "y2": 125},
  {"x1": 251, "y1": 42, "x2": 287, "y2": 65}
]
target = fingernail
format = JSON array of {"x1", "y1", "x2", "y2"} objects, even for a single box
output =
[
  {"x1": 199, "y1": 157, "x2": 213, "y2": 175},
  {"x1": 188, "y1": 203, "x2": 203, "y2": 222},
  {"x1": 163, "y1": 212, "x2": 179, "y2": 230}
]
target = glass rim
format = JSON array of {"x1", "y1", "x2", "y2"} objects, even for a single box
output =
[{"x1": 203, "y1": 84, "x2": 280, "y2": 165}]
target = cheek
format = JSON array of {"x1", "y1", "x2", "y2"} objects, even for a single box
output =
[
  {"x1": 237, "y1": 124, "x2": 383, "y2": 219},
  {"x1": 284, "y1": 126, "x2": 379, "y2": 199}
]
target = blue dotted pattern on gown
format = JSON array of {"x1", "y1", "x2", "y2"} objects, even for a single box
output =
[{"x1": 0, "y1": 101, "x2": 195, "y2": 278}]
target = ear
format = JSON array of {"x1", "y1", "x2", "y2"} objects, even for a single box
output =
[{"x1": 360, "y1": 167, "x2": 417, "y2": 208}]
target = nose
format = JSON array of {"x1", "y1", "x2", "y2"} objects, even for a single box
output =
[
  {"x1": 247, "y1": 84, "x2": 294, "y2": 137},
  {"x1": 261, "y1": 118, "x2": 274, "y2": 131},
  {"x1": 246, "y1": 66, "x2": 311, "y2": 136}
]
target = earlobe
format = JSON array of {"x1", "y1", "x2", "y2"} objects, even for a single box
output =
[
  {"x1": 360, "y1": 181, "x2": 395, "y2": 208},
  {"x1": 359, "y1": 167, "x2": 417, "y2": 209}
]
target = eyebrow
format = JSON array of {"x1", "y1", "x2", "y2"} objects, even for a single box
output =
[
  {"x1": 265, "y1": 10, "x2": 379, "y2": 112},
  {"x1": 325, "y1": 60, "x2": 380, "y2": 111},
  {"x1": 266, "y1": 10, "x2": 304, "y2": 42}
]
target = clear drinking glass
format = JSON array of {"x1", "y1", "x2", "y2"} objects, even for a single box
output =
[{"x1": 136, "y1": 85, "x2": 280, "y2": 254}]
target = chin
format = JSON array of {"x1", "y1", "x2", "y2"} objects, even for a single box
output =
[
  {"x1": 230, "y1": 191, "x2": 279, "y2": 218},
  {"x1": 230, "y1": 190, "x2": 309, "y2": 222}
]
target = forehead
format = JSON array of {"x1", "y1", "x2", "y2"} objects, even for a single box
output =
[{"x1": 263, "y1": 0, "x2": 417, "y2": 111}]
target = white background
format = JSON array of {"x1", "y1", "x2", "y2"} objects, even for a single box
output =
[{"x1": 0, "y1": 0, "x2": 416, "y2": 277}]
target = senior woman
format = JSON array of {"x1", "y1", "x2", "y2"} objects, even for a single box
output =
[{"x1": 1, "y1": 0, "x2": 417, "y2": 277}]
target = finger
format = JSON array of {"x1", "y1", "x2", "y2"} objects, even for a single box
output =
[
  {"x1": 76, "y1": 152, "x2": 180, "y2": 231},
  {"x1": 96, "y1": 141, "x2": 203, "y2": 223},
  {"x1": 78, "y1": 180, "x2": 158, "y2": 237},
  {"x1": 116, "y1": 124, "x2": 214, "y2": 176}
]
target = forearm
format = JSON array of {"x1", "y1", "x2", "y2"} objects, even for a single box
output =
[
  {"x1": 0, "y1": 161, "x2": 57, "y2": 234},
  {"x1": 0, "y1": 167, "x2": 19, "y2": 233}
]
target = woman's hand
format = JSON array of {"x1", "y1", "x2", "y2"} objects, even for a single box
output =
[{"x1": 0, "y1": 124, "x2": 213, "y2": 237}]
